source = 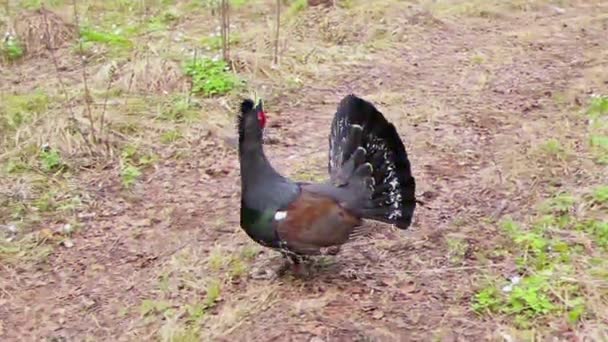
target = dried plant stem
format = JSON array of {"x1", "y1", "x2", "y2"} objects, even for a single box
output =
[
  {"x1": 40, "y1": 4, "x2": 94, "y2": 155},
  {"x1": 220, "y1": 0, "x2": 230, "y2": 62},
  {"x1": 187, "y1": 48, "x2": 197, "y2": 105},
  {"x1": 273, "y1": 0, "x2": 281, "y2": 66},
  {"x1": 71, "y1": 0, "x2": 97, "y2": 144},
  {"x1": 98, "y1": 65, "x2": 115, "y2": 144}
]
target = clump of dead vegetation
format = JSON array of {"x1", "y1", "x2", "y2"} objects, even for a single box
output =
[
  {"x1": 94, "y1": 56, "x2": 188, "y2": 94},
  {"x1": 13, "y1": 8, "x2": 76, "y2": 58}
]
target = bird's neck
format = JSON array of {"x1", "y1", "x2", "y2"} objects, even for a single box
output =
[{"x1": 238, "y1": 137, "x2": 282, "y2": 189}]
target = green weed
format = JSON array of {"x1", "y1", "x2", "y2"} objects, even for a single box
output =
[
  {"x1": 121, "y1": 164, "x2": 142, "y2": 188},
  {"x1": 204, "y1": 280, "x2": 221, "y2": 307},
  {"x1": 78, "y1": 26, "x2": 133, "y2": 57},
  {"x1": 288, "y1": 0, "x2": 308, "y2": 16},
  {"x1": 586, "y1": 94, "x2": 608, "y2": 119},
  {"x1": 184, "y1": 58, "x2": 242, "y2": 97},
  {"x1": 540, "y1": 193, "x2": 575, "y2": 215},
  {"x1": 538, "y1": 138, "x2": 567, "y2": 159},
  {"x1": 1, "y1": 37, "x2": 25, "y2": 61},
  {"x1": 80, "y1": 27, "x2": 133, "y2": 47},
  {"x1": 589, "y1": 135, "x2": 608, "y2": 164},
  {"x1": 472, "y1": 283, "x2": 502, "y2": 313},
  {"x1": 591, "y1": 185, "x2": 608, "y2": 205},
  {"x1": 39, "y1": 149, "x2": 65, "y2": 172},
  {"x1": 161, "y1": 130, "x2": 183, "y2": 144}
]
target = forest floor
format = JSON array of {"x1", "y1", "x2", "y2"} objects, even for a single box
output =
[{"x1": 1, "y1": 0, "x2": 607, "y2": 341}]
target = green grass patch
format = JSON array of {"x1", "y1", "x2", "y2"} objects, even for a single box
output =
[
  {"x1": 1, "y1": 37, "x2": 25, "y2": 61},
  {"x1": 591, "y1": 185, "x2": 608, "y2": 205},
  {"x1": 288, "y1": 0, "x2": 308, "y2": 16},
  {"x1": 0, "y1": 234, "x2": 54, "y2": 266},
  {"x1": 184, "y1": 58, "x2": 242, "y2": 97},
  {"x1": 586, "y1": 94, "x2": 608, "y2": 119},
  {"x1": 39, "y1": 148, "x2": 66, "y2": 173},
  {"x1": 158, "y1": 96, "x2": 200, "y2": 123},
  {"x1": 589, "y1": 134, "x2": 608, "y2": 164},
  {"x1": 471, "y1": 189, "x2": 608, "y2": 327},
  {"x1": 538, "y1": 138, "x2": 568, "y2": 160},
  {"x1": 0, "y1": 90, "x2": 50, "y2": 132},
  {"x1": 200, "y1": 34, "x2": 240, "y2": 51},
  {"x1": 160, "y1": 130, "x2": 183, "y2": 144},
  {"x1": 119, "y1": 144, "x2": 157, "y2": 188}
]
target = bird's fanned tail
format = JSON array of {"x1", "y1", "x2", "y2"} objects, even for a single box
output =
[{"x1": 328, "y1": 94, "x2": 416, "y2": 229}]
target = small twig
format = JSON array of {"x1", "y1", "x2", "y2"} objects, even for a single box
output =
[
  {"x1": 98, "y1": 63, "x2": 116, "y2": 151},
  {"x1": 303, "y1": 47, "x2": 317, "y2": 64},
  {"x1": 187, "y1": 48, "x2": 197, "y2": 105}
]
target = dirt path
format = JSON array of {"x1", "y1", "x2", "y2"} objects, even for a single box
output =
[{"x1": 1, "y1": 1, "x2": 607, "y2": 341}]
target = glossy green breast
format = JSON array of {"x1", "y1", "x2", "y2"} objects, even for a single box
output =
[{"x1": 240, "y1": 205, "x2": 280, "y2": 248}]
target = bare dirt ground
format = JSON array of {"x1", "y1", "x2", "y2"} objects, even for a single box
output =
[{"x1": 1, "y1": 1, "x2": 607, "y2": 341}]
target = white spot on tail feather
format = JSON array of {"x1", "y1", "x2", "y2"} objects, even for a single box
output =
[{"x1": 274, "y1": 211, "x2": 287, "y2": 221}]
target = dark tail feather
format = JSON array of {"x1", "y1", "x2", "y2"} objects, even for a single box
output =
[{"x1": 328, "y1": 94, "x2": 416, "y2": 229}]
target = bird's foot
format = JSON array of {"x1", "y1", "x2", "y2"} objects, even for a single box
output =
[{"x1": 322, "y1": 245, "x2": 341, "y2": 256}]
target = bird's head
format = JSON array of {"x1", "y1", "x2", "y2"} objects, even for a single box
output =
[{"x1": 238, "y1": 98, "x2": 268, "y2": 145}]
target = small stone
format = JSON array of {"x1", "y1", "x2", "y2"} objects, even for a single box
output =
[
  {"x1": 310, "y1": 337, "x2": 324, "y2": 342},
  {"x1": 62, "y1": 223, "x2": 73, "y2": 234},
  {"x1": 62, "y1": 239, "x2": 74, "y2": 248},
  {"x1": 372, "y1": 310, "x2": 385, "y2": 320}
]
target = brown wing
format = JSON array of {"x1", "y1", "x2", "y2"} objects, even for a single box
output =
[{"x1": 275, "y1": 189, "x2": 363, "y2": 255}]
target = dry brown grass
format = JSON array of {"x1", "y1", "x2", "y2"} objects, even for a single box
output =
[
  {"x1": 14, "y1": 8, "x2": 76, "y2": 58},
  {"x1": 93, "y1": 56, "x2": 188, "y2": 95}
]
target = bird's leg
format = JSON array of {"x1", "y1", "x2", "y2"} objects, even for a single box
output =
[
  {"x1": 290, "y1": 255, "x2": 313, "y2": 278},
  {"x1": 275, "y1": 251, "x2": 293, "y2": 277}
]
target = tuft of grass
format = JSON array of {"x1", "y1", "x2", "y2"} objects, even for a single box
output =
[
  {"x1": 0, "y1": 90, "x2": 49, "y2": 132},
  {"x1": 589, "y1": 135, "x2": 608, "y2": 164},
  {"x1": 20, "y1": 0, "x2": 66, "y2": 9},
  {"x1": 121, "y1": 164, "x2": 142, "y2": 188},
  {"x1": 591, "y1": 185, "x2": 608, "y2": 205},
  {"x1": 80, "y1": 27, "x2": 133, "y2": 48},
  {"x1": 0, "y1": 233, "x2": 54, "y2": 265},
  {"x1": 140, "y1": 299, "x2": 172, "y2": 317},
  {"x1": 159, "y1": 96, "x2": 200, "y2": 123},
  {"x1": 446, "y1": 236, "x2": 468, "y2": 264},
  {"x1": 538, "y1": 138, "x2": 568, "y2": 160},
  {"x1": 539, "y1": 193, "x2": 575, "y2": 215},
  {"x1": 39, "y1": 148, "x2": 65, "y2": 173},
  {"x1": 586, "y1": 94, "x2": 608, "y2": 119},
  {"x1": 161, "y1": 130, "x2": 183, "y2": 144},
  {"x1": 288, "y1": 0, "x2": 308, "y2": 17},
  {"x1": 204, "y1": 280, "x2": 221, "y2": 308},
  {"x1": 200, "y1": 34, "x2": 240, "y2": 51},
  {"x1": 184, "y1": 58, "x2": 242, "y2": 97},
  {"x1": 78, "y1": 26, "x2": 134, "y2": 57},
  {"x1": 1, "y1": 36, "x2": 25, "y2": 61}
]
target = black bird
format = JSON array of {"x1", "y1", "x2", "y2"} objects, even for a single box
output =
[{"x1": 237, "y1": 94, "x2": 416, "y2": 275}]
